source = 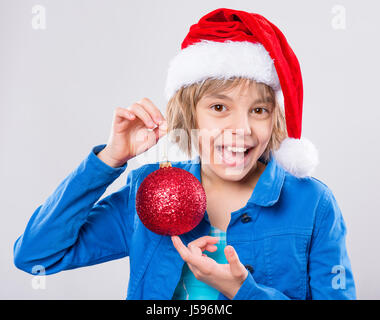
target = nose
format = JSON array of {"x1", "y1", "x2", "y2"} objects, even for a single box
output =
[{"x1": 230, "y1": 110, "x2": 252, "y2": 136}]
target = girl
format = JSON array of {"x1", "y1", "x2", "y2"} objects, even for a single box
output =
[{"x1": 13, "y1": 8, "x2": 356, "y2": 300}]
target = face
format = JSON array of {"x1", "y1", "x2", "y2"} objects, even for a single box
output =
[{"x1": 195, "y1": 81, "x2": 275, "y2": 182}]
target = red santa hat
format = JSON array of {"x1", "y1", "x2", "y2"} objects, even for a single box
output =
[{"x1": 164, "y1": 8, "x2": 319, "y2": 178}]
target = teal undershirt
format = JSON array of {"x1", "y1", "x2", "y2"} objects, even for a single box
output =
[{"x1": 171, "y1": 225, "x2": 227, "y2": 300}]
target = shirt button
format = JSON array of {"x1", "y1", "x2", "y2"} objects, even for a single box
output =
[
  {"x1": 244, "y1": 264, "x2": 254, "y2": 274},
  {"x1": 241, "y1": 213, "x2": 252, "y2": 223}
]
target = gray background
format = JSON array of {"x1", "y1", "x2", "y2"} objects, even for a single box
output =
[{"x1": 1, "y1": 0, "x2": 379, "y2": 299}]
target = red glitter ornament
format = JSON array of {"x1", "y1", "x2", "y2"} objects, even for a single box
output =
[{"x1": 136, "y1": 161, "x2": 207, "y2": 236}]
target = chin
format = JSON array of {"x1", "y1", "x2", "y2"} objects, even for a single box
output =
[{"x1": 215, "y1": 167, "x2": 252, "y2": 181}]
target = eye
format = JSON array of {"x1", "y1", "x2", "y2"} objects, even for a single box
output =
[
  {"x1": 210, "y1": 104, "x2": 227, "y2": 112},
  {"x1": 252, "y1": 107, "x2": 268, "y2": 115}
]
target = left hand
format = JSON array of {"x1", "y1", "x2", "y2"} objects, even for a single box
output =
[{"x1": 171, "y1": 235, "x2": 248, "y2": 300}]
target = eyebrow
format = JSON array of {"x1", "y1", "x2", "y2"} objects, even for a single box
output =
[{"x1": 204, "y1": 93, "x2": 273, "y2": 105}]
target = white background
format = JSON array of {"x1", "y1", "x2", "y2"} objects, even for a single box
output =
[{"x1": 1, "y1": 0, "x2": 379, "y2": 299}]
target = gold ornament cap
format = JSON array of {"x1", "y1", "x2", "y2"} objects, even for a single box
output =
[{"x1": 159, "y1": 161, "x2": 172, "y2": 168}]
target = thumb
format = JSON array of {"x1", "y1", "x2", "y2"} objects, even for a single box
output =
[
  {"x1": 154, "y1": 120, "x2": 168, "y2": 140},
  {"x1": 225, "y1": 245, "x2": 246, "y2": 278}
]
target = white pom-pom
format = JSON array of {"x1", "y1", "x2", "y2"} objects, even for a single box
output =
[{"x1": 273, "y1": 137, "x2": 319, "y2": 178}]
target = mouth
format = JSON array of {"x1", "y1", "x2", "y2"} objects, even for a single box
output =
[{"x1": 214, "y1": 145, "x2": 255, "y2": 168}]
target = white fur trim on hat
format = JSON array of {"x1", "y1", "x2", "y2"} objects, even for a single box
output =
[
  {"x1": 273, "y1": 137, "x2": 319, "y2": 178},
  {"x1": 165, "y1": 40, "x2": 281, "y2": 101}
]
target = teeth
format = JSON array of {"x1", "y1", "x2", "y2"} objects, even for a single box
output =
[{"x1": 225, "y1": 146, "x2": 248, "y2": 153}]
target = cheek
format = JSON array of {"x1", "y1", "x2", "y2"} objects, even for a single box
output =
[
  {"x1": 197, "y1": 131, "x2": 214, "y2": 157},
  {"x1": 253, "y1": 119, "x2": 274, "y2": 144},
  {"x1": 196, "y1": 115, "x2": 220, "y2": 131},
  {"x1": 195, "y1": 110, "x2": 222, "y2": 154}
]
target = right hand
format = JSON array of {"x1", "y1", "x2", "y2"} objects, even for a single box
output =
[{"x1": 98, "y1": 97, "x2": 167, "y2": 168}]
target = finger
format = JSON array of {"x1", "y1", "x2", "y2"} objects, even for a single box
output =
[
  {"x1": 115, "y1": 107, "x2": 136, "y2": 122},
  {"x1": 225, "y1": 245, "x2": 247, "y2": 279},
  {"x1": 128, "y1": 103, "x2": 156, "y2": 129},
  {"x1": 137, "y1": 97, "x2": 165, "y2": 125},
  {"x1": 189, "y1": 243, "x2": 218, "y2": 259},
  {"x1": 190, "y1": 243, "x2": 218, "y2": 253},
  {"x1": 171, "y1": 236, "x2": 191, "y2": 262},
  {"x1": 188, "y1": 236, "x2": 219, "y2": 250},
  {"x1": 133, "y1": 127, "x2": 158, "y2": 155},
  {"x1": 187, "y1": 245, "x2": 213, "y2": 275},
  {"x1": 188, "y1": 243, "x2": 202, "y2": 256},
  {"x1": 204, "y1": 244, "x2": 218, "y2": 252},
  {"x1": 152, "y1": 120, "x2": 167, "y2": 141},
  {"x1": 171, "y1": 236, "x2": 205, "y2": 269}
]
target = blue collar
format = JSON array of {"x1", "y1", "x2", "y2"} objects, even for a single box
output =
[{"x1": 182, "y1": 153, "x2": 285, "y2": 207}]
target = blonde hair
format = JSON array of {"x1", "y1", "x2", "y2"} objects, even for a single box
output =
[{"x1": 166, "y1": 77, "x2": 288, "y2": 162}]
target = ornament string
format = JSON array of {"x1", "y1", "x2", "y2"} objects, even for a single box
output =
[{"x1": 160, "y1": 127, "x2": 171, "y2": 168}]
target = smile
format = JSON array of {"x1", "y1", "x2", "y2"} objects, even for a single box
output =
[{"x1": 214, "y1": 145, "x2": 255, "y2": 167}]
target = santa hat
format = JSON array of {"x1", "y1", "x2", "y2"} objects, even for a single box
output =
[{"x1": 164, "y1": 8, "x2": 319, "y2": 178}]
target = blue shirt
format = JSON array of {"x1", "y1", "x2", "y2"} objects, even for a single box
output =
[
  {"x1": 13, "y1": 144, "x2": 356, "y2": 300},
  {"x1": 172, "y1": 226, "x2": 227, "y2": 300}
]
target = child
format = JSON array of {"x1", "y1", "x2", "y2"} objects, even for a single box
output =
[{"x1": 13, "y1": 8, "x2": 356, "y2": 300}]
